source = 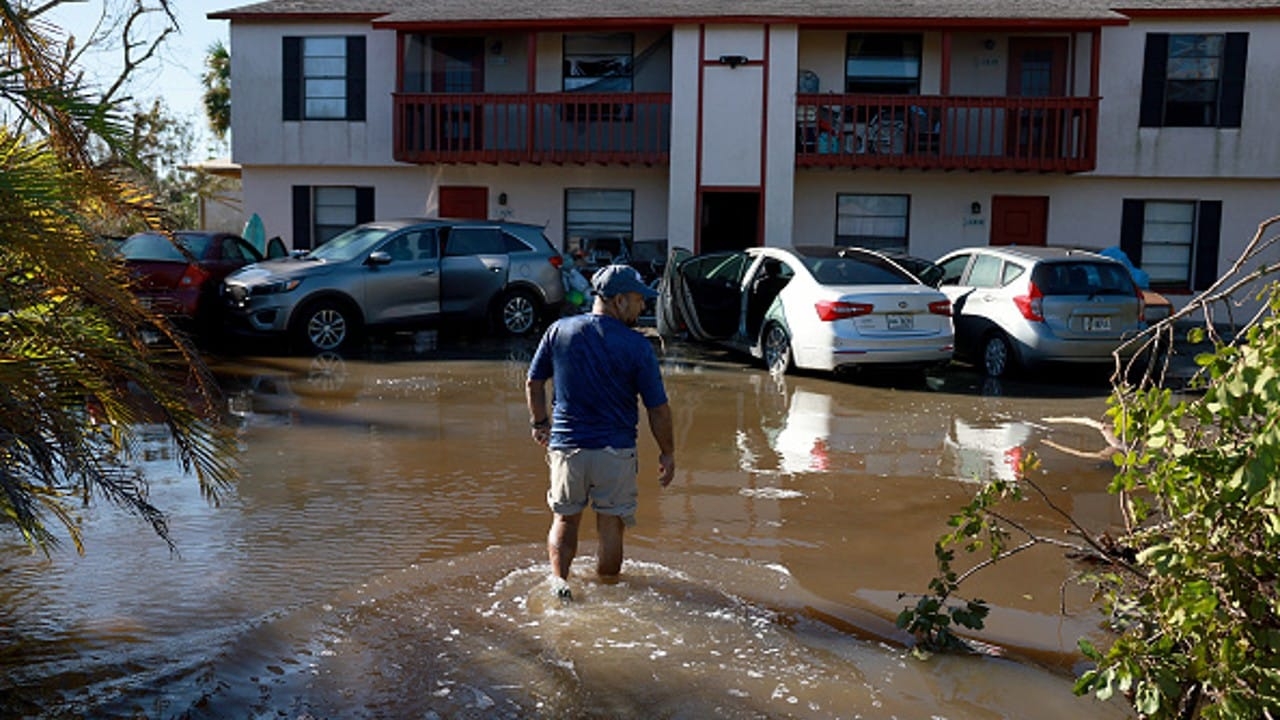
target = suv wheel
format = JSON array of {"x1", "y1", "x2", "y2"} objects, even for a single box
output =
[
  {"x1": 762, "y1": 322, "x2": 794, "y2": 375},
  {"x1": 293, "y1": 299, "x2": 359, "y2": 354},
  {"x1": 497, "y1": 289, "x2": 539, "y2": 336},
  {"x1": 982, "y1": 332, "x2": 1014, "y2": 378}
]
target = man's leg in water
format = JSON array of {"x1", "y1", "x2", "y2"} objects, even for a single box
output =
[
  {"x1": 548, "y1": 512, "x2": 582, "y2": 584},
  {"x1": 596, "y1": 513, "x2": 625, "y2": 579}
]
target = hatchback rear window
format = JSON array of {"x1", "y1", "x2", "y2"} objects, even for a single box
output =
[
  {"x1": 1033, "y1": 262, "x2": 1136, "y2": 296},
  {"x1": 119, "y1": 233, "x2": 209, "y2": 262}
]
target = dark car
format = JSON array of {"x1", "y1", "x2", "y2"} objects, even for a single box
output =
[
  {"x1": 119, "y1": 230, "x2": 263, "y2": 330},
  {"x1": 222, "y1": 218, "x2": 566, "y2": 354}
]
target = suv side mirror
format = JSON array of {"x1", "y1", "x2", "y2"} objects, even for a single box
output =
[{"x1": 366, "y1": 251, "x2": 392, "y2": 266}]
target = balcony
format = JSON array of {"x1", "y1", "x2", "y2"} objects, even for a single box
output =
[
  {"x1": 796, "y1": 93, "x2": 1099, "y2": 173},
  {"x1": 393, "y1": 92, "x2": 671, "y2": 165}
]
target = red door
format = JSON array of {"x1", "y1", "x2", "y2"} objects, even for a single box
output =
[
  {"x1": 439, "y1": 186, "x2": 489, "y2": 220},
  {"x1": 431, "y1": 37, "x2": 485, "y2": 151},
  {"x1": 990, "y1": 195, "x2": 1047, "y2": 246},
  {"x1": 1006, "y1": 38, "x2": 1068, "y2": 159}
]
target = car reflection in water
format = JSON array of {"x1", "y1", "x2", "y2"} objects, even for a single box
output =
[{"x1": 731, "y1": 373, "x2": 1113, "y2": 489}]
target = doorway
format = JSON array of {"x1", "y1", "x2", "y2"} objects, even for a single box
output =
[
  {"x1": 431, "y1": 37, "x2": 485, "y2": 150},
  {"x1": 699, "y1": 191, "x2": 760, "y2": 253},
  {"x1": 990, "y1": 195, "x2": 1048, "y2": 246},
  {"x1": 1006, "y1": 37, "x2": 1068, "y2": 159}
]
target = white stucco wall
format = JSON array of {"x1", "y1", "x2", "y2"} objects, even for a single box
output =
[
  {"x1": 700, "y1": 25, "x2": 767, "y2": 187},
  {"x1": 764, "y1": 25, "x2": 799, "y2": 249},
  {"x1": 1095, "y1": 17, "x2": 1280, "y2": 178},
  {"x1": 230, "y1": 21, "x2": 397, "y2": 167}
]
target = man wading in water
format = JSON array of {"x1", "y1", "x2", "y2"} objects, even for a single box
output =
[{"x1": 526, "y1": 264, "x2": 676, "y2": 601}]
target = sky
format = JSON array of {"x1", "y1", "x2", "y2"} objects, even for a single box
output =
[{"x1": 47, "y1": 2, "x2": 234, "y2": 161}]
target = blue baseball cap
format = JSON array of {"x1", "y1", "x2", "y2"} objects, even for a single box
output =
[{"x1": 591, "y1": 264, "x2": 657, "y2": 299}]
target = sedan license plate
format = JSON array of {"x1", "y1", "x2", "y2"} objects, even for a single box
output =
[
  {"x1": 886, "y1": 313, "x2": 914, "y2": 330},
  {"x1": 1084, "y1": 316, "x2": 1111, "y2": 332}
]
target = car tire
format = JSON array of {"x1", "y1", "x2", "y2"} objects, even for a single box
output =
[
  {"x1": 762, "y1": 322, "x2": 794, "y2": 375},
  {"x1": 981, "y1": 332, "x2": 1015, "y2": 378},
  {"x1": 292, "y1": 299, "x2": 360, "y2": 354},
  {"x1": 496, "y1": 289, "x2": 540, "y2": 336}
]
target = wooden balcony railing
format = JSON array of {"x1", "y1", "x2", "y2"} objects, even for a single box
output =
[
  {"x1": 795, "y1": 93, "x2": 1099, "y2": 172},
  {"x1": 393, "y1": 92, "x2": 671, "y2": 165}
]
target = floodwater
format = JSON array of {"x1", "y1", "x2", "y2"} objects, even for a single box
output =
[{"x1": 0, "y1": 331, "x2": 1136, "y2": 719}]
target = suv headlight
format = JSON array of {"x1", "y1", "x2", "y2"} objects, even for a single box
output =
[{"x1": 255, "y1": 278, "x2": 301, "y2": 295}]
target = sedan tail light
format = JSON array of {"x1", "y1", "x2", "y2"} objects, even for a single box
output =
[
  {"x1": 179, "y1": 264, "x2": 210, "y2": 288},
  {"x1": 815, "y1": 300, "x2": 874, "y2": 321},
  {"x1": 928, "y1": 300, "x2": 951, "y2": 317},
  {"x1": 1013, "y1": 281, "x2": 1044, "y2": 322},
  {"x1": 549, "y1": 255, "x2": 564, "y2": 269}
]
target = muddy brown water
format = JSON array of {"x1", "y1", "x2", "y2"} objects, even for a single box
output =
[{"x1": 1, "y1": 332, "x2": 1135, "y2": 718}]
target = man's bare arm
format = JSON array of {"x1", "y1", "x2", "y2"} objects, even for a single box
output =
[{"x1": 646, "y1": 403, "x2": 676, "y2": 487}]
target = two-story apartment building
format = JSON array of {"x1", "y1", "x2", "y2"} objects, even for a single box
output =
[{"x1": 209, "y1": 0, "x2": 1280, "y2": 309}]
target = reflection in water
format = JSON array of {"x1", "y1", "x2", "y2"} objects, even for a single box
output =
[{"x1": 0, "y1": 343, "x2": 1131, "y2": 718}]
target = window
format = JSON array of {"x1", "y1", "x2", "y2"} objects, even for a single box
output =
[
  {"x1": 444, "y1": 227, "x2": 508, "y2": 256},
  {"x1": 1120, "y1": 199, "x2": 1222, "y2": 291},
  {"x1": 283, "y1": 36, "x2": 367, "y2": 121},
  {"x1": 967, "y1": 254, "x2": 1003, "y2": 288},
  {"x1": 1140, "y1": 33, "x2": 1247, "y2": 128},
  {"x1": 290, "y1": 186, "x2": 374, "y2": 250},
  {"x1": 845, "y1": 34, "x2": 921, "y2": 95},
  {"x1": 938, "y1": 254, "x2": 971, "y2": 286},
  {"x1": 562, "y1": 34, "x2": 634, "y2": 122},
  {"x1": 563, "y1": 33, "x2": 633, "y2": 92},
  {"x1": 564, "y1": 189, "x2": 633, "y2": 260},
  {"x1": 836, "y1": 194, "x2": 909, "y2": 253}
]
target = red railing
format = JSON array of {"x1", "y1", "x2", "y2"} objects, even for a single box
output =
[
  {"x1": 393, "y1": 92, "x2": 671, "y2": 165},
  {"x1": 795, "y1": 93, "x2": 1099, "y2": 172}
]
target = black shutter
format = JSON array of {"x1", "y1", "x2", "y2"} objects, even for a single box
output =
[
  {"x1": 1219, "y1": 33, "x2": 1248, "y2": 129},
  {"x1": 347, "y1": 36, "x2": 367, "y2": 121},
  {"x1": 1139, "y1": 34, "x2": 1168, "y2": 128},
  {"x1": 1120, "y1": 199, "x2": 1145, "y2": 268},
  {"x1": 355, "y1": 187, "x2": 375, "y2": 223},
  {"x1": 283, "y1": 37, "x2": 302, "y2": 121},
  {"x1": 1193, "y1": 201, "x2": 1222, "y2": 291},
  {"x1": 292, "y1": 185, "x2": 312, "y2": 250}
]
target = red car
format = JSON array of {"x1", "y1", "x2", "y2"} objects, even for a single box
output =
[{"x1": 120, "y1": 230, "x2": 263, "y2": 329}]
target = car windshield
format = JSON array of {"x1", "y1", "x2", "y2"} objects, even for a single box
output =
[
  {"x1": 801, "y1": 253, "x2": 916, "y2": 286},
  {"x1": 119, "y1": 233, "x2": 208, "y2": 262},
  {"x1": 1033, "y1": 261, "x2": 1137, "y2": 296},
  {"x1": 308, "y1": 225, "x2": 395, "y2": 262}
]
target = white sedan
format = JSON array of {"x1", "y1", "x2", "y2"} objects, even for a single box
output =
[{"x1": 657, "y1": 245, "x2": 954, "y2": 375}]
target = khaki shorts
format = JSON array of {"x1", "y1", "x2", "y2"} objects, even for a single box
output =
[{"x1": 546, "y1": 447, "x2": 638, "y2": 527}]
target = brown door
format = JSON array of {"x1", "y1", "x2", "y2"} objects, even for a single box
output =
[
  {"x1": 431, "y1": 37, "x2": 485, "y2": 151},
  {"x1": 439, "y1": 186, "x2": 489, "y2": 220},
  {"x1": 990, "y1": 195, "x2": 1048, "y2": 246},
  {"x1": 1006, "y1": 37, "x2": 1068, "y2": 159}
]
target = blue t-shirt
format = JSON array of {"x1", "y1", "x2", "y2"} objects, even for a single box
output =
[{"x1": 527, "y1": 314, "x2": 668, "y2": 450}]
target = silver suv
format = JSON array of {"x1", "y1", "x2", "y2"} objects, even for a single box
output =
[
  {"x1": 935, "y1": 246, "x2": 1144, "y2": 377},
  {"x1": 223, "y1": 218, "x2": 565, "y2": 354}
]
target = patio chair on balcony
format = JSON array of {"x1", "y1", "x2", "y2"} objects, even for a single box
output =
[{"x1": 865, "y1": 105, "x2": 939, "y2": 156}]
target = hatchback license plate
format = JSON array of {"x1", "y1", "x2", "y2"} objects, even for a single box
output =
[
  {"x1": 1085, "y1": 316, "x2": 1111, "y2": 332},
  {"x1": 886, "y1": 313, "x2": 913, "y2": 330}
]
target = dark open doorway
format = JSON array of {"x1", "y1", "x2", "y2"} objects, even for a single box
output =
[{"x1": 699, "y1": 191, "x2": 760, "y2": 253}]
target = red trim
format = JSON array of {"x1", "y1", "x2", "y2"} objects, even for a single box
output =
[
  {"x1": 1089, "y1": 28, "x2": 1100, "y2": 99},
  {"x1": 395, "y1": 33, "x2": 404, "y2": 92},
  {"x1": 372, "y1": 17, "x2": 1125, "y2": 31},
  {"x1": 1118, "y1": 8, "x2": 1280, "y2": 18}
]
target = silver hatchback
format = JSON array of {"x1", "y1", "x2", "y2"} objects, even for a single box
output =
[
  {"x1": 935, "y1": 246, "x2": 1144, "y2": 377},
  {"x1": 222, "y1": 218, "x2": 565, "y2": 353}
]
